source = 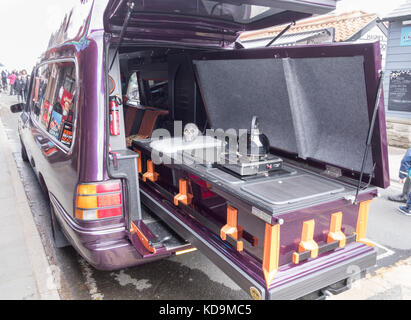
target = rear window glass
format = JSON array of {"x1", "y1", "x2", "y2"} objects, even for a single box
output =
[
  {"x1": 133, "y1": 1, "x2": 283, "y2": 24},
  {"x1": 32, "y1": 61, "x2": 76, "y2": 148}
]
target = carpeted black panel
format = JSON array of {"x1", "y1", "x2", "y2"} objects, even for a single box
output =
[
  {"x1": 283, "y1": 56, "x2": 373, "y2": 173},
  {"x1": 193, "y1": 59, "x2": 299, "y2": 154},
  {"x1": 194, "y1": 56, "x2": 373, "y2": 173}
]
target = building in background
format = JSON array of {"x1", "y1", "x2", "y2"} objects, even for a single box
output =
[
  {"x1": 240, "y1": 10, "x2": 411, "y2": 149},
  {"x1": 240, "y1": 11, "x2": 388, "y2": 64},
  {"x1": 382, "y1": 1, "x2": 411, "y2": 149}
]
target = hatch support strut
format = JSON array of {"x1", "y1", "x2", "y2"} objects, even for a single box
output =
[
  {"x1": 265, "y1": 21, "x2": 295, "y2": 47},
  {"x1": 109, "y1": 1, "x2": 135, "y2": 71},
  {"x1": 354, "y1": 71, "x2": 384, "y2": 204}
]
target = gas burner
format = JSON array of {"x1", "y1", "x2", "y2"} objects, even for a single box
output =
[
  {"x1": 220, "y1": 116, "x2": 283, "y2": 177},
  {"x1": 221, "y1": 153, "x2": 283, "y2": 177}
]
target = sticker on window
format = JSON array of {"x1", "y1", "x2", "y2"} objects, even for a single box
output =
[
  {"x1": 48, "y1": 110, "x2": 63, "y2": 140},
  {"x1": 59, "y1": 121, "x2": 73, "y2": 147}
]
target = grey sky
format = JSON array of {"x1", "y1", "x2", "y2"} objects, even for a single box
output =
[{"x1": 0, "y1": 0, "x2": 406, "y2": 71}]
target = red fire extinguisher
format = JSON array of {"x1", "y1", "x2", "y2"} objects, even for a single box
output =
[{"x1": 109, "y1": 96, "x2": 122, "y2": 136}]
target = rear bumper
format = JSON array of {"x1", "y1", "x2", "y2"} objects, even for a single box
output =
[
  {"x1": 267, "y1": 243, "x2": 376, "y2": 300},
  {"x1": 50, "y1": 194, "x2": 168, "y2": 271}
]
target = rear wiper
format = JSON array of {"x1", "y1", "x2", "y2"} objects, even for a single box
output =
[
  {"x1": 354, "y1": 71, "x2": 384, "y2": 204},
  {"x1": 109, "y1": 1, "x2": 135, "y2": 72},
  {"x1": 265, "y1": 21, "x2": 295, "y2": 48}
]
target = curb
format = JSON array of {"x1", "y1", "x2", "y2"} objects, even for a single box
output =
[{"x1": 0, "y1": 116, "x2": 60, "y2": 300}]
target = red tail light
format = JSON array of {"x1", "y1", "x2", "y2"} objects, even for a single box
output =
[{"x1": 75, "y1": 181, "x2": 123, "y2": 221}]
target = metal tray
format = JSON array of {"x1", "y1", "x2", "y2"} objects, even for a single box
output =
[{"x1": 240, "y1": 174, "x2": 345, "y2": 205}]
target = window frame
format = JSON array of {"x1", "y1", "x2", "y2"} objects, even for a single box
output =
[{"x1": 29, "y1": 57, "x2": 79, "y2": 155}]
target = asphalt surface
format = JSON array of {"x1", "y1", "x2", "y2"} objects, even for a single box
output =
[{"x1": 1, "y1": 92, "x2": 411, "y2": 300}]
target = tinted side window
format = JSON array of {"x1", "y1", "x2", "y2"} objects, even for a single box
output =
[{"x1": 32, "y1": 61, "x2": 76, "y2": 149}]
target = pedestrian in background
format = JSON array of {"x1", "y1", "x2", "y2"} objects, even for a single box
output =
[
  {"x1": 24, "y1": 74, "x2": 30, "y2": 102},
  {"x1": 20, "y1": 70, "x2": 27, "y2": 102},
  {"x1": 14, "y1": 74, "x2": 25, "y2": 103},
  {"x1": 8, "y1": 71, "x2": 16, "y2": 95},
  {"x1": 397, "y1": 148, "x2": 411, "y2": 216}
]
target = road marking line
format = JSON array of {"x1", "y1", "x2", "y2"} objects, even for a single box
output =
[
  {"x1": 365, "y1": 239, "x2": 395, "y2": 260},
  {"x1": 78, "y1": 257, "x2": 104, "y2": 300}
]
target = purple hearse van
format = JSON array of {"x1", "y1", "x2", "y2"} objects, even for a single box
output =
[{"x1": 10, "y1": 0, "x2": 390, "y2": 300}]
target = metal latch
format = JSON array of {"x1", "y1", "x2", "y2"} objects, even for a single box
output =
[{"x1": 109, "y1": 151, "x2": 119, "y2": 170}]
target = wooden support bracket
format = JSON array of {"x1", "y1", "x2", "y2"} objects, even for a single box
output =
[
  {"x1": 142, "y1": 160, "x2": 159, "y2": 182},
  {"x1": 220, "y1": 206, "x2": 241, "y2": 240},
  {"x1": 174, "y1": 178, "x2": 193, "y2": 206},
  {"x1": 298, "y1": 220, "x2": 319, "y2": 259},
  {"x1": 220, "y1": 206, "x2": 244, "y2": 251},
  {"x1": 327, "y1": 212, "x2": 346, "y2": 248}
]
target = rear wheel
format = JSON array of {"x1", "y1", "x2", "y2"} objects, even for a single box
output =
[
  {"x1": 21, "y1": 142, "x2": 29, "y2": 162},
  {"x1": 50, "y1": 203, "x2": 70, "y2": 248}
]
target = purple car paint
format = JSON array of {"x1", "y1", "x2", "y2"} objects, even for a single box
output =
[{"x1": 11, "y1": 0, "x2": 389, "y2": 300}]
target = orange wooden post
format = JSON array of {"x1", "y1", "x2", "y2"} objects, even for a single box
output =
[
  {"x1": 327, "y1": 212, "x2": 346, "y2": 248},
  {"x1": 174, "y1": 179, "x2": 193, "y2": 206},
  {"x1": 142, "y1": 160, "x2": 159, "y2": 182},
  {"x1": 262, "y1": 223, "x2": 280, "y2": 288},
  {"x1": 135, "y1": 150, "x2": 142, "y2": 174},
  {"x1": 355, "y1": 200, "x2": 374, "y2": 246}
]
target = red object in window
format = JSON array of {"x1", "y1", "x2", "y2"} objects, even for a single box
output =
[
  {"x1": 42, "y1": 101, "x2": 50, "y2": 124},
  {"x1": 60, "y1": 88, "x2": 74, "y2": 122},
  {"x1": 60, "y1": 88, "x2": 73, "y2": 111},
  {"x1": 109, "y1": 96, "x2": 120, "y2": 136}
]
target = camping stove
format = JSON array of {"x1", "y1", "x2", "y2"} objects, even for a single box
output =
[{"x1": 220, "y1": 116, "x2": 283, "y2": 177}]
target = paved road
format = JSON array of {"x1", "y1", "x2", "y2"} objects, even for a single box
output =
[{"x1": 1, "y1": 92, "x2": 411, "y2": 300}]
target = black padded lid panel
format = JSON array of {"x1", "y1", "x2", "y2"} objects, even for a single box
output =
[
  {"x1": 193, "y1": 59, "x2": 298, "y2": 154},
  {"x1": 194, "y1": 56, "x2": 374, "y2": 174},
  {"x1": 283, "y1": 56, "x2": 373, "y2": 173}
]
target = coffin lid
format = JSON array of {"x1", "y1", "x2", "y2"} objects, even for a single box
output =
[
  {"x1": 192, "y1": 42, "x2": 390, "y2": 188},
  {"x1": 104, "y1": 0, "x2": 337, "y2": 46}
]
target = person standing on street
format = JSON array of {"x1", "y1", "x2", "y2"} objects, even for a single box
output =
[
  {"x1": 20, "y1": 70, "x2": 27, "y2": 103},
  {"x1": 397, "y1": 148, "x2": 411, "y2": 216},
  {"x1": 24, "y1": 74, "x2": 30, "y2": 102},
  {"x1": 8, "y1": 71, "x2": 16, "y2": 95},
  {"x1": 14, "y1": 74, "x2": 25, "y2": 103}
]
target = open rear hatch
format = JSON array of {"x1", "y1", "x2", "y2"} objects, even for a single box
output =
[{"x1": 104, "y1": 0, "x2": 338, "y2": 46}]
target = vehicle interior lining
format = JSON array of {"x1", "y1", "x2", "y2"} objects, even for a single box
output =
[{"x1": 117, "y1": 47, "x2": 209, "y2": 148}]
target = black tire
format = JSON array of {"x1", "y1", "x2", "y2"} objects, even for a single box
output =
[
  {"x1": 50, "y1": 203, "x2": 71, "y2": 248},
  {"x1": 21, "y1": 142, "x2": 29, "y2": 162}
]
